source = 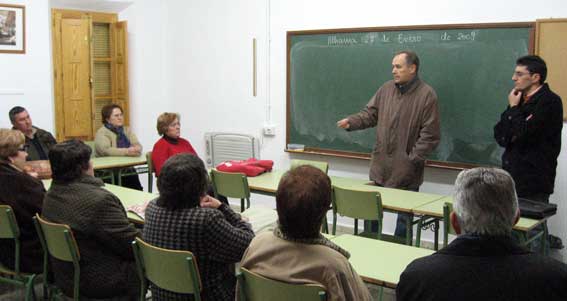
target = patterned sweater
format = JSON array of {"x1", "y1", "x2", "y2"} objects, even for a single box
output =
[
  {"x1": 42, "y1": 175, "x2": 141, "y2": 299},
  {"x1": 143, "y1": 200, "x2": 254, "y2": 301}
]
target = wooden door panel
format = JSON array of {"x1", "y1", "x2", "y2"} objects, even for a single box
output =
[{"x1": 61, "y1": 18, "x2": 92, "y2": 138}]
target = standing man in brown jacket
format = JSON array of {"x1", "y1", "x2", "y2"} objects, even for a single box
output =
[{"x1": 337, "y1": 50, "x2": 440, "y2": 241}]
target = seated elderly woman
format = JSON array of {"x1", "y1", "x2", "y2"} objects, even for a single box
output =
[
  {"x1": 42, "y1": 139, "x2": 140, "y2": 299},
  {"x1": 143, "y1": 153, "x2": 254, "y2": 301},
  {"x1": 239, "y1": 165, "x2": 371, "y2": 300},
  {"x1": 151, "y1": 112, "x2": 197, "y2": 176},
  {"x1": 0, "y1": 128, "x2": 44, "y2": 273},
  {"x1": 94, "y1": 104, "x2": 143, "y2": 190},
  {"x1": 151, "y1": 112, "x2": 227, "y2": 203}
]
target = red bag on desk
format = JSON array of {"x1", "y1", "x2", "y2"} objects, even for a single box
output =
[{"x1": 216, "y1": 158, "x2": 274, "y2": 177}]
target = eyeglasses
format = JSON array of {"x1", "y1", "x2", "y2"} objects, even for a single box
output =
[
  {"x1": 18, "y1": 145, "x2": 29, "y2": 152},
  {"x1": 513, "y1": 71, "x2": 532, "y2": 78}
]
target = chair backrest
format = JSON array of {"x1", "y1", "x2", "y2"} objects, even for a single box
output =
[
  {"x1": 332, "y1": 185, "x2": 383, "y2": 221},
  {"x1": 34, "y1": 214, "x2": 81, "y2": 300},
  {"x1": 0, "y1": 205, "x2": 19, "y2": 239},
  {"x1": 210, "y1": 169, "x2": 250, "y2": 199},
  {"x1": 84, "y1": 141, "x2": 96, "y2": 158},
  {"x1": 132, "y1": 237, "x2": 202, "y2": 299},
  {"x1": 146, "y1": 151, "x2": 154, "y2": 175},
  {"x1": 238, "y1": 267, "x2": 326, "y2": 301},
  {"x1": 443, "y1": 202, "x2": 457, "y2": 247},
  {"x1": 290, "y1": 159, "x2": 329, "y2": 174},
  {"x1": 34, "y1": 214, "x2": 80, "y2": 263}
]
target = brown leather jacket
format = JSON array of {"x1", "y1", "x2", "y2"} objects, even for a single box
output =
[{"x1": 347, "y1": 78, "x2": 440, "y2": 189}]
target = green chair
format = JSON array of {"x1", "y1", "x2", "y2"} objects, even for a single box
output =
[
  {"x1": 210, "y1": 169, "x2": 251, "y2": 212},
  {"x1": 33, "y1": 214, "x2": 81, "y2": 300},
  {"x1": 132, "y1": 237, "x2": 202, "y2": 301},
  {"x1": 0, "y1": 205, "x2": 39, "y2": 301},
  {"x1": 331, "y1": 185, "x2": 383, "y2": 240},
  {"x1": 290, "y1": 159, "x2": 329, "y2": 174},
  {"x1": 237, "y1": 267, "x2": 326, "y2": 301},
  {"x1": 290, "y1": 159, "x2": 331, "y2": 233},
  {"x1": 146, "y1": 152, "x2": 155, "y2": 193},
  {"x1": 442, "y1": 202, "x2": 457, "y2": 248},
  {"x1": 85, "y1": 140, "x2": 115, "y2": 184}
]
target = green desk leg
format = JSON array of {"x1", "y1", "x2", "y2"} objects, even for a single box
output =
[{"x1": 434, "y1": 220, "x2": 439, "y2": 250}]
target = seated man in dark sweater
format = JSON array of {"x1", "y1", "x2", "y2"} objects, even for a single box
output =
[
  {"x1": 397, "y1": 167, "x2": 567, "y2": 301},
  {"x1": 9, "y1": 106, "x2": 56, "y2": 161}
]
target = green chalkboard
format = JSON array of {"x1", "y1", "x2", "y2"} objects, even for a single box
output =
[{"x1": 286, "y1": 23, "x2": 533, "y2": 168}]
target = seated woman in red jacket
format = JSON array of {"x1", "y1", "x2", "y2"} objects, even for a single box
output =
[
  {"x1": 152, "y1": 113, "x2": 227, "y2": 203},
  {"x1": 151, "y1": 112, "x2": 198, "y2": 176}
]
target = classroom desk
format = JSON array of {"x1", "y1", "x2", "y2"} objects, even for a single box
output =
[
  {"x1": 413, "y1": 196, "x2": 549, "y2": 252},
  {"x1": 330, "y1": 234, "x2": 434, "y2": 288},
  {"x1": 248, "y1": 170, "x2": 445, "y2": 213},
  {"x1": 413, "y1": 196, "x2": 547, "y2": 232},
  {"x1": 43, "y1": 179, "x2": 279, "y2": 231},
  {"x1": 43, "y1": 179, "x2": 157, "y2": 224},
  {"x1": 92, "y1": 155, "x2": 147, "y2": 170},
  {"x1": 248, "y1": 170, "x2": 445, "y2": 244},
  {"x1": 92, "y1": 155, "x2": 148, "y2": 186}
]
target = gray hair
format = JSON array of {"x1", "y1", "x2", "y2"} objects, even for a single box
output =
[{"x1": 453, "y1": 167, "x2": 518, "y2": 236}]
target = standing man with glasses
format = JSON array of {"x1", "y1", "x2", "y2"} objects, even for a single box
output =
[
  {"x1": 9, "y1": 106, "x2": 57, "y2": 161},
  {"x1": 494, "y1": 55, "x2": 564, "y2": 249}
]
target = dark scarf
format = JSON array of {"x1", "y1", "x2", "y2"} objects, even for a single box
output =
[
  {"x1": 163, "y1": 134, "x2": 179, "y2": 145},
  {"x1": 273, "y1": 226, "x2": 350, "y2": 259},
  {"x1": 395, "y1": 75, "x2": 419, "y2": 94},
  {"x1": 104, "y1": 123, "x2": 131, "y2": 148}
]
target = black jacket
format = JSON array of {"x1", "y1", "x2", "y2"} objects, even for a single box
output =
[
  {"x1": 0, "y1": 161, "x2": 45, "y2": 273},
  {"x1": 494, "y1": 84, "x2": 563, "y2": 196},
  {"x1": 397, "y1": 234, "x2": 567, "y2": 301}
]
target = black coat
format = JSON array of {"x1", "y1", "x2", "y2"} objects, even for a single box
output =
[
  {"x1": 494, "y1": 83, "x2": 563, "y2": 196},
  {"x1": 396, "y1": 234, "x2": 567, "y2": 301},
  {"x1": 0, "y1": 160, "x2": 44, "y2": 273}
]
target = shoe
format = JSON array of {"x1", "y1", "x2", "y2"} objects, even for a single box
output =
[{"x1": 548, "y1": 234, "x2": 564, "y2": 249}]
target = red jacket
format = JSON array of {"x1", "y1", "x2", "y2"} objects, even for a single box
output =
[{"x1": 152, "y1": 137, "x2": 198, "y2": 176}]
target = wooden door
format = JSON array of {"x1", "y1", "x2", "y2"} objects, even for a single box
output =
[
  {"x1": 112, "y1": 21, "x2": 130, "y2": 125},
  {"x1": 60, "y1": 18, "x2": 92, "y2": 139},
  {"x1": 535, "y1": 19, "x2": 567, "y2": 120}
]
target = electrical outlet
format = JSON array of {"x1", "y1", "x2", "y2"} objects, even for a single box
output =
[{"x1": 263, "y1": 125, "x2": 276, "y2": 136}]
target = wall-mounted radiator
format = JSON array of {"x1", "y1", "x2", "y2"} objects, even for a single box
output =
[{"x1": 204, "y1": 132, "x2": 260, "y2": 167}]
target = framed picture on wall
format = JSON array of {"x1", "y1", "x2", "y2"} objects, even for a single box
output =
[{"x1": 0, "y1": 4, "x2": 25, "y2": 54}]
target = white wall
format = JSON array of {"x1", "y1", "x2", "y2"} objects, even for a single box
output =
[
  {"x1": 118, "y1": 0, "x2": 168, "y2": 150},
  {"x1": 4, "y1": 0, "x2": 565, "y2": 244},
  {"x1": 0, "y1": 0, "x2": 52, "y2": 131},
  {"x1": 155, "y1": 0, "x2": 567, "y2": 241}
]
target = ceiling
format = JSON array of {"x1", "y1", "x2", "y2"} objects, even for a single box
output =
[{"x1": 50, "y1": 0, "x2": 133, "y2": 13}]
